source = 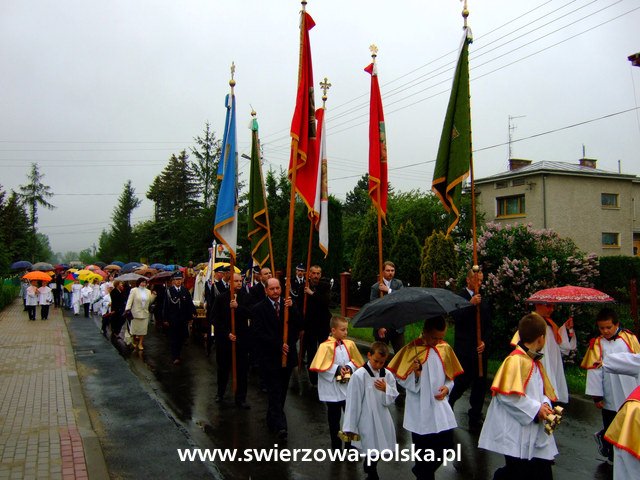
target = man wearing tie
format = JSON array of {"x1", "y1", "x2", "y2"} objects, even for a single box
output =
[{"x1": 251, "y1": 278, "x2": 302, "y2": 439}]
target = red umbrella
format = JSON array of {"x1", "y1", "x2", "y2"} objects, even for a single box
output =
[{"x1": 526, "y1": 285, "x2": 614, "y2": 304}]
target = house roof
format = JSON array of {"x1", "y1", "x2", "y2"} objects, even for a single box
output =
[{"x1": 476, "y1": 160, "x2": 638, "y2": 184}]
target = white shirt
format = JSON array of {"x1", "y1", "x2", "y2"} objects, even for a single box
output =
[
  {"x1": 342, "y1": 362, "x2": 398, "y2": 453},
  {"x1": 396, "y1": 347, "x2": 457, "y2": 435},
  {"x1": 479, "y1": 361, "x2": 558, "y2": 461},
  {"x1": 317, "y1": 342, "x2": 358, "y2": 402},
  {"x1": 586, "y1": 333, "x2": 639, "y2": 411},
  {"x1": 37, "y1": 286, "x2": 53, "y2": 305}
]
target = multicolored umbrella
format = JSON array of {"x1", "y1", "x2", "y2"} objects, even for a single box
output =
[{"x1": 526, "y1": 285, "x2": 615, "y2": 304}]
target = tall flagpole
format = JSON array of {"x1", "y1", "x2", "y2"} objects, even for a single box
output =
[
  {"x1": 251, "y1": 108, "x2": 276, "y2": 275},
  {"x1": 462, "y1": 0, "x2": 483, "y2": 377},
  {"x1": 283, "y1": 0, "x2": 307, "y2": 367},
  {"x1": 370, "y1": 45, "x2": 384, "y2": 297},
  {"x1": 228, "y1": 63, "x2": 238, "y2": 394}
]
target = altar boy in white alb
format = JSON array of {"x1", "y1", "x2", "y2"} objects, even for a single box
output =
[
  {"x1": 479, "y1": 313, "x2": 558, "y2": 480},
  {"x1": 581, "y1": 308, "x2": 640, "y2": 462},
  {"x1": 309, "y1": 317, "x2": 364, "y2": 450},
  {"x1": 388, "y1": 316, "x2": 464, "y2": 480},
  {"x1": 511, "y1": 303, "x2": 575, "y2": 403},
  {"x1": 342, "y1": 341, "x2": 398, "y2": 480}
]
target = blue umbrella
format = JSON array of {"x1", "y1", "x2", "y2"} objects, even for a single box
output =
[
  {"x1": 163, "y1": 264, "x2": 181, "y2": 271},
  {"x1": 10, "y1": 260, "x2": 32, "y2": 270},
  {"x1": 150, "y1": 263, "x2": 166, "y2": 269},
  {"x1": 122, "y1": 262, "x2": 142, "y2": 273},
  {"x1": 111, "y1": 260, "x2": 125, "y2": 267}
]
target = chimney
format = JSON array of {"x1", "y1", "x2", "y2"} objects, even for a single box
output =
[
  {"x1": 579, "y1": 158, "x2": 597, "y2": 168},
  {"x1": 509, "y1": 158, "x2": 532, "y2": 171}
]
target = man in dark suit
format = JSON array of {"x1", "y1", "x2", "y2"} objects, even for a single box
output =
[
  {"x1": 164, "y1": 272, "x2": 197, "y2": 365},
  {"x1": 251, "y1": 278, "x2": 302, "y2": 439},
  {"x1": 249, "y1": 267, "x2": 272, "y2": 306},
  {"x1": 301, "y1": 265, "x2": 332, "y2": 386},
  {"x1": 212, "y1": 272, "x2": 252, "y2": 409},
  {"x1": 448, "y1": 268, "x2": 492, "y2": 429},
  {"x1": 370, "y1": 260, "x2": 405, "y2": 353}
]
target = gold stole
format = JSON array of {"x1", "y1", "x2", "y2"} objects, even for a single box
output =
[
  {"x1": 387, "y1": 338, "x2": 463, "y2": 381},
  {"x1": 309, "y1": 338, "x2": 364, "y2": 372},
  {"x1": 491, "y1": 346, "x2": 557, "y2": 402},
  {"x1": 581, "y1": 330, "x2": 640, "y2": 370},
  {"x1": 604, "y1": 386, "x2": 640, "y2": 459}
]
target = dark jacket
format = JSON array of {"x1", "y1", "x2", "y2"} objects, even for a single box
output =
[
  {"x1": 303, "y1": 278, "x2": 332, "y2": 337},
  {"x1": 212, "y1": 289, "x2": 252, "y2": 349},
  {"x1": 451, "y1": 288, "x2": 492, "y2": 362},
  {"x1": 251, "y1": 296, "x2": 302, "y2": 369},
  {"x1": 164, "y1": 285, "x2": 196, "y2": 325}
]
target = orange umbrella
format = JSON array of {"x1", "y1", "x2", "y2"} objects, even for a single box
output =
[{"x1": 22, "y1": 271, "x2": 52, "y2": 282}]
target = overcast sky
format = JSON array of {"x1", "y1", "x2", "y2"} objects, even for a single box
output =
[{"x1": 1, "y1": 0, "x2": 639, "y2": 257}]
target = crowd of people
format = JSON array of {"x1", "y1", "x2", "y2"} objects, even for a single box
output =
[{"x1": 18, "y1": 260, "x2": 640, "y2": 480}]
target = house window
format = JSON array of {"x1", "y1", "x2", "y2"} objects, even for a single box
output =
[
  {"x1": 497, "y1": 195, "x2": 525, "y2": 217},
  {"x1": 495, "y1": 181, "x2": 507, "y2": 189},
  {"x1": 602, "y1": 232, "x2": 620, "y2": 247},
  {"x1": 601, "y1": 193, "x2": 619, "y2": 208},
  {"x1": 511, "y1": 178, "x2": 525, "y2": 187}
]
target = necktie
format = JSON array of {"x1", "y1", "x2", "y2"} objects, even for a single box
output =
[{"x1": 274, "y1": 300, "x2": 280, "y2": 318}]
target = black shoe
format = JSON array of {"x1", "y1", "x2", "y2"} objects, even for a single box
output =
[
  {"x1": 277, "y1": 429, "x2": 288, "y2": 440},
  {"x1": 235, "y1": 401, "x2": 251, "y2": 410}
]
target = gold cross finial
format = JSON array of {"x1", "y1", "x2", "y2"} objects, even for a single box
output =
[
  {"x1": 320, "y1": 77, "x2": 331, "y2": 107},
  {"x1": 369, "y1": 44, "x2": 378, "y2": 58},
  {"x1": 229, "y1": 62, "x2": 236, "y2": 91}
]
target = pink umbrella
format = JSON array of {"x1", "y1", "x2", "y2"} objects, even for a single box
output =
[{"x1": 526, "y1": 285, "x2": 614, "y2": 304}]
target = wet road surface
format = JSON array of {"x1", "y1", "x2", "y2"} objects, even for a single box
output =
[{"x1": 67, "y1": 312, "x2": 614, "y2": 479}]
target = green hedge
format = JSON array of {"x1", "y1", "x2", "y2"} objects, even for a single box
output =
[
  {"x1": 596, "y1": 255, "x2": 640, "y2": 300},
  {"x1": 0, "y1": 283, "x2": 19, "y2": 311}
]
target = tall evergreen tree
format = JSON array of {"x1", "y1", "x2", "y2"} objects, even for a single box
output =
[
  {"x1": 147, "y1": 150, "x2": 200, "y2": 220},
  {"x1": 0, "y1": 191, "x2": 31, "y2": 263},
  {"x1": 111, "y1": 180, "x2": 142, "y2": 260},
  {"x1": 17, "y1": 163, "x2": 55, "y2": 260},
  {"x1": 389, "y1": 220, "x2": 421, "y2": 287},
  {"x1": 190, "y1": 122, "x2": 221, "y2": 209}
]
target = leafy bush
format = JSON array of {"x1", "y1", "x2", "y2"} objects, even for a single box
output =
[
  {"x1": 0, "y1": 282, "x2": 19, "y2": 311},
  {"x1": 457, "y1": 222, "x2": 599, "y2": 357}
]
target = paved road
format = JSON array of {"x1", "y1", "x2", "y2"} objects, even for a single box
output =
[{"x1": 0, "y1": 298, "x2": 617, "y2": 479}]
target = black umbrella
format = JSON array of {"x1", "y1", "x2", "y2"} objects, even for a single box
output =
[
  {"x1": 148, "y1": 271, "x2": 174, "y2": 284},
  {"x1": 10, "y1": 260, "x2": 32, "y2": 270},
  {"x1": 350, "y1": 287, "x2": 471, "y2": 330}
]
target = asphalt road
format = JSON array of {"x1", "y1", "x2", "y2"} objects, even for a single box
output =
[{"x1": 66, "y1": 312, "x2": 614, "y2": 480}]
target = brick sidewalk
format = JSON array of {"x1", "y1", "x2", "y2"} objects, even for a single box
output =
[{"x1": 0, "y1": 300, "x2": 103, "y2": 480}]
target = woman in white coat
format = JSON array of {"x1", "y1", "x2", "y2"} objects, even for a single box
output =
[
  {"x1": 25, "y1": 281, "x2": 39, "y2": 321},
  {"x1": 37, "y1": 281, "x2": 53, "y2": 320},
  {"x1": 125, "y1": 277, "x2": 156, "y2": 350}
]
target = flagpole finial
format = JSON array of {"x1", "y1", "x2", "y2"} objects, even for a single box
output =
[
  {"x1": 251, "y1": 106, "x2": 256, "y2": 117},
  {"x1": 301, "y1": 0, "x2": 307, "y2": 11},
  {"x1": 320, "y1": 77, "x2": 331, "y2": 108},
  {"x1": 461, "y1": 0, "x2": 469, "y2": 28},
  {"x1": 369, "y1": 44, "x2": 378, "y2": 61},
  {"x1": 229, "y1": 62, "x2": 236, "y2": 92}
]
